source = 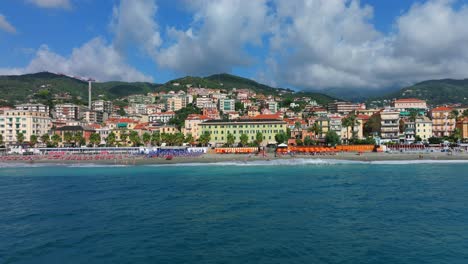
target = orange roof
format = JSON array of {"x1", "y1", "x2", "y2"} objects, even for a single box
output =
[
  {"x1": 394, "y1": 98, "x2": 425, "y2": 102},
  {"x1": 134, "y1": 122, "x2": 150, "y2": 130},
  {"x1": 356, "y1": 114, "x2": 370, "y2": 120},
  {"x1": 106, "y1": 118, "x2": 139, "y2": 123},
  {"x1": 432, "y1": 106, "x2": 453, "y2": 112}
]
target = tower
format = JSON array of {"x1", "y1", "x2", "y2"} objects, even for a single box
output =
[{"x1": 88, "y1": 80, "x2": 92, "y2": 109}]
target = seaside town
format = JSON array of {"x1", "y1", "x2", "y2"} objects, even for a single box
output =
[{"x1": 1, "y1": 79, "x2": 468, "y2": 161}]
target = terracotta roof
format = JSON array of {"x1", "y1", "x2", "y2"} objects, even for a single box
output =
[
  {"x1": 134, "y1": 122, "x2": 150, "y2": 130},
  {"x1": 394, "y1": 98, "x2": 425, "y2": 102},
  {"x1": 356, "y1": 114, "x2": 370, "y2": 120},
  {"x1": 431, "y1": 106, "x2": 453, "y2": 112},
  {"x1": 251, "y1": 113, "x2": 282, "y2": 120}
]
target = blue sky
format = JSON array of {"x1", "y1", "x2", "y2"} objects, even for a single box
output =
[{"x1": 1, "y1": 0, "x2": 468, "y2": 91}]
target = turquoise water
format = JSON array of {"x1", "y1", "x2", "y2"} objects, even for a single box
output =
[{"x1": 1, "y1": 161, "x2": 468, "y2": 263}]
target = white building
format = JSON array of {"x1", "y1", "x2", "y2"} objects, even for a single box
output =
[
  {"x1": 218, "y1": 99, "x2": 235, "y2": 112},
  {"x1": 15, "y1": 103, "x2": 49, "y2": 114},
  {"x1": 149, "y1": 112, "x2": 175, "y2": 124}
]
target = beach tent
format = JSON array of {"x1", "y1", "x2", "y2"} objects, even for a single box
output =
[{"x1": 278, "y1": 143, "x2": 288, "y2": 147}]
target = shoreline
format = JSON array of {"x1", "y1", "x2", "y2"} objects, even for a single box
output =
[{"x1": 2, "y1": 152, "x2": 468, "y2": 166}]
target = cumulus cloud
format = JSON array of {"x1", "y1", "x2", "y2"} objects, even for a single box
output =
[
  {"x1": 27, "y1": 0, "x2": 72, "y2": 9},
  {"x1": 110, "y1": 0, "x2": 161, "y2": 56},
  {"x1": 0, "y1": 38, "x2": 153, "y2": 82},
  {"x1": 0, "y1": 14, "x2": 16, "y2": 33},
  {"x1": 267, "y1": 0, "x2": 468, "y2": 90},
  {"x1": 155, "y1": 0, "x2": 271, "y2": 75}
]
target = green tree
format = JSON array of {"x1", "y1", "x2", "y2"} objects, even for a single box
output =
[
  {"x1": 235, "y1": 102, "x2": 245, "y2": 112},
  {"x1": 307, "y1": 123, "x2": 322, "y2": 138},
  {"x1": 63, "y1": 132, "x2": 73, "y2": 144},
  {"x1": 451, "y1": 109, "x2": 460, "y2": 120},
  {"x1": 106, "y1": 132, "x2": 116, "y2": 146},
  {"x1": 129, "y1": 131, "x2": 141, "y2": 146},
  {"x1": 151, "y1": 132, "x2": 161, "y2": 146},
  {"x1": 185, "y1": 133, "x2": 194, "y2": 145},
  {"x1": 198, "y1": 131, "x2": 211, "y2": 146},
  {"x1": 120, "y1": 131, "x2": 129, "y2": 145},
  {"x1": 364, "y1": 114, "x2": 381, "y2": 137},
  {"x1": 40, "y1": 134, "x2": 50, "y2": 145},
  {"x1": 428, "y1": 136, "x2": 443, "y2": 144},
  {"x1": 255, "y1": 131, "x2": 264, "y2": 146},
  {"x1": 226, "y1": 133, "x2": 235, "y2": 147},
  {"x1": 168, "y1": 104, "x2": 201, "y2": 130},
  {"x1": 16, "y1": 132, "x2": 25, "y2": 144},
  {"x1": 325, "y1": 130, "x2": 340, "y2": 146},
  {"x1": 142, "y1": 132, "x2": 152, "y2": 146},
  {"x1": 51, "y1": 134, "x2": 61, "y2": 147},
  {"x1": 463, "y1": 109, "x2": 468, "y2": 117},
  {"x1": 303, "y1": 136, "x2": 315, "y2": 146},
  {"x1": 29, "y1": 134, "x2": 38, "y2": 147},
  {"x1": 0, "y1": 134, "x2": 3, "y2": 146},
  {"x1": 274, "y1": 131, "x2": 288, "y2": 144},
  {"x1": 174, "y1": 132, "x2": 185, "y2": 146},
  {"x1": 239, "y1": 133, "x2": 249, "y2": 146},
  {"x1": 74, "y1": 133, "x2": 85, "y2": 146},
  {"x1": 415, "y1": 135, "x2": 422, "y2": 142},
  {"x1": 89, "y1": 133, "x2": 101, "y2": 147}
]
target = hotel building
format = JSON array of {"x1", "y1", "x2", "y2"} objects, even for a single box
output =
[{"x1": 0, "y1": 110, "x2": 51, "y2": 145}]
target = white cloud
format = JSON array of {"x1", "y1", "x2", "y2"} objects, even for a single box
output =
[
  {"x1": 0, "y1": 38, "x2": 153, "y2": 82},
  {"x1": 27, "y1": 0, "x2": 71, "y2": 9},
  {"x1": 155, "y1": 0, "x2": 272, "y2": 75},
  {"x1": 0, "y1": 14, "x2": 16, "y2": 34},
  {"x1": 110, "y1": 0, "x2": 161, "y2": 56},
  {"x1": 267, "y1": 0, "x2": 468, "y2": 90}
]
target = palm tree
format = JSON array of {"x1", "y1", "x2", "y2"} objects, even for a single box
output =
[
  {"x1": 74, "y1": 133, "x2": 85, "y2": 146},
  {"x1": 240, "y1": 133, "x2": 249, "y2": 146},
  {"x1": 307, "y1": 123, "x2": 322, "y2": 139},
  {"x1": 63, "y1": 132, "x2": 73, "y2": 144},
  {"x1": 226, "y1": 133, "x2": 235, "y2": 147},
  {"x1": 89, "y1": 133, "x2": 101, "y2": 147},
  {"x1": 451, "y1": 109, "x2": 460, "y2": 121},
  {"x1": 151, "y1": 132, "x2": 161, "y2": 146},
  {"x1": 51, "y1": 134, "x2": 61, "y2": 147},
  {"x1": 29, "y1": 135, "x2": 38, "y2": 147},
  {"x1": 40, "y1": 134, "x2": 50, "y2": 146},
  {"x1": 199, "y1": 131, "x2": 211, "y2": 146},
  {"x1": 185, "y1": 134, "x2": 194, "y2": 146},
  {"x1": 129, "y1": 131, "x2": 141, "y2": 146},
  {"x1": 106, "y1": 132, "x2": 116, "y2": 147},
  {"x1": 16, "y1": 132, "x2": 25, "y2": 144},
  {"x1": 120, "y1": 131, "x2": 129, "y2": 146},
  {"x1": 142, "y1": 132, "x2": 151, "y2": 146}
]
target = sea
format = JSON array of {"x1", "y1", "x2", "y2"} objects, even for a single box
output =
[{"x1": 1, "y1": 159, "x2": 468, "y2": 264}]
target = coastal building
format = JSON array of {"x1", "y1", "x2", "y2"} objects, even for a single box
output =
[
  {"x1": 430, "y1": 106, "x2": 455, "y2": 137},
  {"x1": 403, "y1": 120, "x2": 416, "y2": 143},
  {"x1": 328, "y1": 101, "x2": 364, "y2": 114},
  {"x1": 82, "y1": 110, "x2": 105, "y2": 124},
  {"x1": 0, "y1": 110, "x2": 51, "y2": 145},
  {"x1": 149, "y1": 112, "x2": 175, "y2": 124},
  {"x1": 267, "y1": 101, "x2": 278, "y2": 113},
  {"x1": 166, "y1": 97, "x2": 184, "y2": 111},
  {"x1": 200, "y1": 119, "x2": 288, "y2": 146},
  {"x1": 196, "y1": 96, "x2": 213, "y2": 108},
  {"x1": 392, "y1": 98, "x2": 427, "y2": 111},
  {"x1": 218, "y1": 99, "x2": 235, "y2": 112},
  {"x1": 329, "y1": 115, "x2": 343, "y2": 140},
  {"x1": 55, "y1": 103, "x2": 79, "y2": 120},
  {"x1": 379, "y1": 110, "x2": 400, "y2": 142},
  {"x1": 127, "y1": 94, "x2": 154, "y2": 104},
  {"x1": 15, "y1": 103, "x2": 49, "y2": 114},
  {"x1": 183, "y1": 114, "x2": 211, "y2": 139},
  {"x1": 415, "y1": 116, "x2": 433, "y2": 142},
  {"x1": 54, "y1": 125, "x2": 95, "y2": 146},
  {"x1": 456, "y1": 117, "x2": 468, "y2": 139},
  {"x1": 92, "y1": 100, "x2": 113, "y2": 113}
]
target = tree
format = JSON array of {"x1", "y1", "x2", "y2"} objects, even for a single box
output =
[
  {"x1": 399, "y1": 119, "x2": 405, "y2": 134},
  {"x1": 428, "y1": 137, "x2": 443, "y2": 144},
  {"x1": 364, "y1": 114, "x2": 381, "y2": 137},
  {"x1": 74, "y1": 133, "x2": 85, "y2": 146},
  {"x1": 463, "y1": 109, "x2": 468, "y2": 117},
  {"x1": 129, "y1": 131, "x2": 141, "y2": 146},
  {"x1": 174, "y1": 132, "x2": 185, "y2": 146},
  {"x1": 151, "y1": 132, "x2": 161, "y2": 146},
  {"x1": 295, "y1": 139, "x2": 303, "y2": 146},
  {"x1": 409, "y1": 110, "x2": 419, "y2": 122},
  {"x1": 120, "y1": 131, "x2": 129, "y2": 145},
  {"x1": 63, "y1": 132, "x2": 73, "y2": 144},
  {"x1": 307, "y1": 123, "x2": 322, "y2": 138},
  {"x1": 168, "y1": 104, "x2": 201, "y2": 130},
  {"x1": 275, "y1": 131, "x2": 288, "y2": 144},
  {"x1": 451, "y1": 109, "x2": 460, "y2": 120},
  {"x1": 29, "y1": 135, "x2": 38, "y2": 147},
  {"x1": 142, "y1": 132, "x2": 152, "y2": 146},
  {"x1": 415, "y1": 135, "x2": 422, "y2": 142},
  {"x1": 239, "y1": 133, "x2": 249, "y2": 146},
  {"x1": 226, "y1": 133, "x2": 235, "y2": 147},
  {"x1": 106, "y1": 132, "x2": 116, "y2": 146},
  {"x1": 303, "y1": 136, "x2": 315, "y2": 146},
  {"x1": 198, "y1": 131, "x2": 211, "y2": 146},
  {"x1": 51, "y1": 134, "x2": 61, "y2": 147},
  {"x1": 0, "y1": 134, "x2": 3, "y2": 146},
  {"x1": 185, "y1": 133, "x2": 194, "y2": 145},
  {"x1": 235, "y1": 102, "x2": 245, "y2": 112},
  {"x1": 325, "y1": 130, "x2": 340, "y2": 146},
  {"x1": 40, "y1": 134, "x2": 50, "y2": 146},
  {"x1": 89, "y1": 133, "x2": 101, "y2": 147},
  {"x1": 117, "y1": 107, "x2": 126, "y2": 116},
  {"x1": 255, "y1": 131, "x2": 264, "y2": 146},
  {"x1": 16, "y1": 132, "x2": 25, "y2": 144}
]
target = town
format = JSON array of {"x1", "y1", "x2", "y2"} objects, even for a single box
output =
[{"x1": 1, "y1": 79, "x2": 467, "y2": 155}]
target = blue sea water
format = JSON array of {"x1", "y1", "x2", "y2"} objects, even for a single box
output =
[{"x1": 1, "y1": 160, "x2": 468, "y2": 264}]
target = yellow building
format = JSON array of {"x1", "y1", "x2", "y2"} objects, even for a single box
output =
[
  {"x1": 0, "y1": 110, "x2": 51, "y2": 145},
  {"x1": 200, "y1": 119, "x2": 287, "y2": 146},
  {"x1": 430, "y1": 107, "x2": 455, "y2": 137},
  {"x1": 456, "y1": 117, "x2": 468, "y2": 139},
  {"x1": 415, "y1": 116, "x2": 433, "y2": 141}
]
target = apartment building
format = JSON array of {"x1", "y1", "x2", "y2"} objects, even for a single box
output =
[
  {"x1": 183, "y1": 114, "x2": 211, "y2": 139},
  {"x1": 430, "y1": 107, "x2": 455, "y2": 137},
  {"x1": 0, "y1": 110, "x2": 51, "y2": 145},
  {"x1": 415, "y1": 116, "x2": 433, "y2": 142},
  {"x1": 92, "y1": 100, "x2": 113, "y2": 113},
  {"x1": 149, "y1": 112, "x2": 175, "y2": 124},
  {"x1": 55, "y1": 103, "x2": 79, "y2": 120},
  {"x1": 392, "y1": 98, "x2": 427, "y2": 111},
  {"x1": 380, "y1": 110, "x2": 400, "y2": 142},
  {"x1": 328, "y1": 101, "x2": 364, "y2": 114},
  {"x1": 218, "y1": 99, "x2": 235, "y2": 112},
  {"x1": 200, "y1": 119, "x2": 288, "y2": 146},
  {"x1": 15, "y1": 103, "x2": 49, "y2": 114}
]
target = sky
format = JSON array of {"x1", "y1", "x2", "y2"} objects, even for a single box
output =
[{"x1": 1, "y1": 0, "x2": 468, "y2": 92}]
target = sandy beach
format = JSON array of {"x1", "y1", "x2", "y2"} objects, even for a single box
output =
[{"x1": 2, "y1": 152, "x2": 468, "y2": 166}]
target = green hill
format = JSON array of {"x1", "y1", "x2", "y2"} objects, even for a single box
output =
[
  {"x1": 373, "y1": 79, "x2": 468, "y2": 106},
  {"x1": 0, "y1": 72, "x2": 160, "y2": 105},
  {"x1": 0, "y1": 72, "x2": 337, "y2": 106}
]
